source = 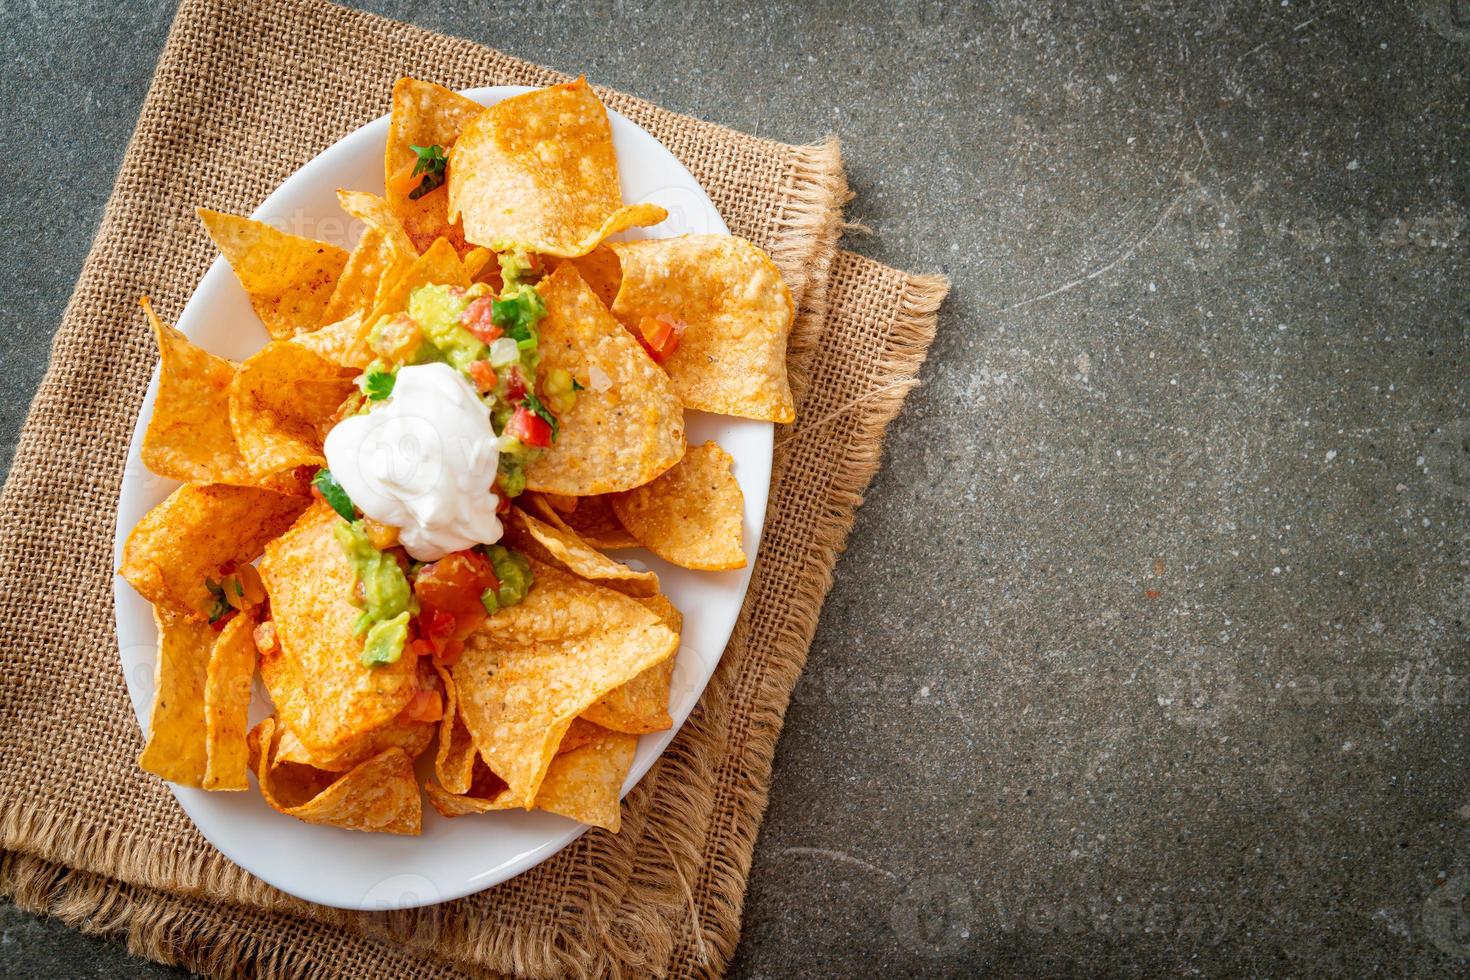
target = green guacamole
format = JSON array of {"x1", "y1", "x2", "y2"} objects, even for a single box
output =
[
  {"x1": 481, "y1": 544, "x2": 534, "y2": 613},
  {"x1": 408, "y1": 282, "x2": 492, "y2": 371},
  {"x1": 333, "y1": 519, "x2": 415, "y2": 666}
]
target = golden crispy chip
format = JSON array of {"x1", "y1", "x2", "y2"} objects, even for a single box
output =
[
  {"x1": 228, "y1": 341, "x2": 356, "y2": 477},
  {"x1": 610, "y1": 235, "x2": 795, "y2": 422},
  {"x1": 272, "y1": 700, "x2": 434, "y2": 774},
  {"x1": 433, "y1": 664, "x2": 477, "y2": 795},
  {"x1": 425, "y1": 758, "x2": 514, "y2": 818},
  {"x1": 289, "y1": 312, "x2": 373, "y2": 370},
  {"x1": 526, "y1": 265, "x2": 685, "y2": 495},
  {"x1": 582, "y1": 594, "x2": 681, "y2": 734},
  {"x1": 611, "y1": 441, "x2": 746, "y2": 571},
  {"x1": 524, "y1": 492, "x2": 640, "y2": 550},
  {"x1": 368, "y1": 236, "x2": 471, "y2": 324},
  {"x1": 139, "y1": 298, "x2": 255, "y2": 485},
  {"x1": 386, "y1": 78, "x2": 485, "y2": 255},
  {"x1": 450, "y1": 560, "x2": 677, "y2": 807},
  {"x1": 120, "y1": 483, "x2": 310, "y2": 618},
  {"x1": 335, "y1": 190, "x2": 421, "y2": 312},
  {"x1": 508, "y1": 507, "x2": 658, "y2": 597},
  {"x1": 202, "y1": 610, "x2": 257, "y2": 790},
  {"x1": 321, "y1": 227, "x2": 388, "y2": 325},
  {"x1": 557, "y1": 716, "x2": 605, "y2": 756},
  {"x1": 556, "y1": 246, "x2": 621, "y2": 308},
  {"x1": 198, "y1": 209, "x2": 348, "y2": 340},
  {"x1": 137, "y1": 605, "x2": 215, "y2": 786},
  {"x1": 534, "y1": 726, "x2": 637, "y2": 832},
  {"x1": 249, "y1": 718, "x2": 422, "y2": 835},
  {"x1": 447, "y1": 78, "x2": 666, "y2": 257},
  {"x1": 258, "y1": 503, "x2": 419, "y2": 760}
]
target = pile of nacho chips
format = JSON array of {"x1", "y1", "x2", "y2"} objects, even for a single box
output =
[{"x1": 121, "y1": 76, "x2": 794, "y2": 836}]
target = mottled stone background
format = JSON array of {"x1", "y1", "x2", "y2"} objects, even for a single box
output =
[{"x1": 2, "y1": 1, "x2": 1467, "y2": 976}]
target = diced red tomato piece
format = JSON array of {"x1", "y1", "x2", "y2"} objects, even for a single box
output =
[
  {"x1": 467, "y1": 359, "x2": 497, "y2": 393},
  {"x1": 503, "y1": 366, "x2": 527, "y2": 403},
  {"x1": 209, "y1": 609, "x2": 237, "y2": 632},
  {"x1": 415, "y1": 552, "x2": 498, "y2": 621},
  {"x1": 636, "y1": 313, "x2": 685, "y2": 363},
  {"x1": 401, "y1": 689, "x2": 444, "y2": 723},
  {"x1": 505, "y1": 405, "x2": 553, "y2": 448},
  {"x1": 460, "y1": 296, "x2": 503, "y2": 343}
]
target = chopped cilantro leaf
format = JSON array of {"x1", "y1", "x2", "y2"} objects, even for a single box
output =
[
  {"x1": 364, "y1": 369, "x2": 396, "y2": 401},
  {"x1": 313, "y1": 468, "x2": 356, "y2": 521},
  {"x1": 407, "y1": 144, "x2": 447, "y2": 200}
]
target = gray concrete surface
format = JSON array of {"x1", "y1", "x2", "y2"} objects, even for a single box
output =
[{"x1": 3, "y1": 0, "x2": 1468, "y2": 976}]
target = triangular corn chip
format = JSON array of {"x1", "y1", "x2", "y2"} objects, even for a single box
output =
[
  {"x1": 507, "y1": 507, "x2": 658, "y2": 596},
  {"x1": 533, "y1": 725, "x2": 638, "y2": 832},
  {"x1": 119, "y1": 483, "x2": 310, "y2": 618},
  {"x1": 447, "y1": 78, "x2": 666, "y2": 256},
  {"x1": 202, "y1": 609, "x2": 257, "y2": 790},
  {"x1": 228, "y1": 340, "x2": 355, "y2": 477},
  {"x1": 582, "y1": 594, "x2": 681, "y2": 734},
  {"x1": 522, "y1": 491, "x2": 639, "y2": 550},
  {"x1": 610, "y1": 441, "x2": 746, "y2": 570},
  {"x1": 198, "y1": 209, "x2": 348, "y2": 339},
  {"x1": 137, "y1": 605, "x2": 215, "y2": 786},
  {"x1": 610, "y1": 235, "x2": 795, "y2": 422},
  {"x1": 385, "y1": 78, "x2": 485, "y2": 254},
  {"x1": 450, "y1": 560, "x2": 677, "y2": 807},
  {"x1": 526, "y1": 265, "x2": 685, "y2": 495},
  {"x1": 249, "y1": 718, "x2": 421, "y2": 834},
  {"x1": 258, "y1": 503, "x2": 420, "y2": 760}
]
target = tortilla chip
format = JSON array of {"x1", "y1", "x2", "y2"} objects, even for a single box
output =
[
  {"x1": 533, "y1": 726, "x2": 638, "y2": 832},
  {"x1": 136, "y1": 605, "x2": 215, "y2": 786},
  {"x1": 367, "y1": 235, "x2": 471, "y2": 324},
  {"x1": 582, "y1": 593, "x2": 681, "y2": 734},
  {"x1": 249, "y1": 718, "x2": 421, "y2": 834},
  {"x1": 555, "y1": 246, "x2": 621, "y2": 308},
  {"x1": 610, "y1": 235, "x2": 795, "y2": 423},
  {"x1": 433, "y1": 664, "x2": 477, "y2": 795},
  {"x1": 447, "y1": 78, "x2": 666, "y2": 256},
  {"x1": 557, "y1": 716, "x2": 605, "y2": 756},
  {"x1": 508, "y1": 507, "x2": 658, "y2": 597},
  {"x1": 139, "y1": 298, "x2": 253, "y2": 484},
  {"x1": 611, "y1": 441, "x2": 746, "y2": 571},
  {"x1": 523, "y1": 492, "x2": 640, "y2": 551},
  {"x1": 289, "y1": 312, "x2": 373, "y2": 370},
  {"x1": 450, "y1": 560, "x2": 677, "y2": 807},
  {"x1": 120, "y1": 483, "x2": 310, "y2": 618},
  {"x1": 386, "y1": 78, "x2": 485, "y2": 255},
  {"x1": 272, "y1": 702, "x2": 434, "y2": 774},
  {"x1": 526, "y1": 265, "x2": 685, "y2": 495},
  {"x1": 198, "y1": 209, "x2": 348, "y2": 339},
  {"x1": 258, "y1": 502, "x2": 419, "y2": 760},
  {"x1": 333, "y1": 190, "x2": 421, "y2": 312},
  {"x1": 228, "y1": 340, "x2": 356, "y2": 476},
  {"x1": 425, "y1": 758, "x2": 515, "y2": 818},
  {"x1": 202, "y1": 609, "x2": 257, "y2": 790}
]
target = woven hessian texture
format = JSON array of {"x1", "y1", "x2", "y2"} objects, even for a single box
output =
[{"x1": 0, "y1": 1, "x2": 948, "y2": 977}]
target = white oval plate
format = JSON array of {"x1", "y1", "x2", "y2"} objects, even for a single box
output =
[{"x1": 111, "y1": 87, "x2": 769, "y2": 911}]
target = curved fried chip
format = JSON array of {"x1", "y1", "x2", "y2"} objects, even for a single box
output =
[
  {"x1": 432, "y1": 664, "x2": 477, "y2": 796},
  {"x1": 289, "y1": 312, "x2": 373, "y2": 370},
  {"x1": 610, "y1": 235, "x2": 795, "y2": 422},
  {"x1": 137, "y1": 605, "x2": 214, "y2": 787},
  {"x1": 534, "y1": 726, "x2": 638, "y2": 832},
  {"x1": 249, "y1": 718, "x2": 421, "y2": 834},
  {"x1": 139, "y1": 298, "x2": 254, "y2": 485},
  {"x1": 258, "y1": 503, "x2": 419, "y2": 760},
  {"x1": 447, "y1": 77, "x2": 666, "y2": 256},
  {"x1": 368, "y1": 235, "x2": 471, "y2": 323},
  {"x1": 120, "y1": 483, "x2": 310, "y2": 618},
  {"x1": 425, "y1": 758, "x2": 514, "y2": 817},
  {"x1": 522, "y1": 492, "x2": 639, "y2": 550},
  {"x1": 334, "y1": 190, "x2": 421, "y2": 313},
  {"x1": 450, "y1": 560, "x2": 677, "y2": 808},
  {"x1": 526, "y1": 265, "x2": 685, "y2": 495},
  {"x1": 508, "y1": 507, "x2": 658, "y2": 597},
  {"x1": 198, "y1": 209, "x2": 348, "y2": 339},
  {"x1": 611, "y1": 441, "x2": 746, "y2": 571},
  {"x1": 582, "y1": 594, "x2": 681, "y2": 734},
  {"x1": 273, "y1": 709, "x2": 434, "y2": 774},
  {"x1": 386, "y1": 78, "x2": 485, "y2": 254},
  {"x1": 229, "y1": 341, "x2": 356, "y2": 477},
  {"x1": 202, "y1": 609, "x2": 257, "y2": 790}
]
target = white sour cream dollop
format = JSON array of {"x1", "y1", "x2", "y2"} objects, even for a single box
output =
[{"x1": 323, "y1": 362, "x2": 503, "y2": 561}]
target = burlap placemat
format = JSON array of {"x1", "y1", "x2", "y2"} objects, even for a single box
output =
[{"x1": 0, "y1": 0, "x2": 947, "y2": 976}]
